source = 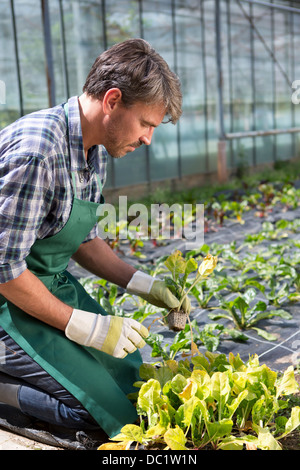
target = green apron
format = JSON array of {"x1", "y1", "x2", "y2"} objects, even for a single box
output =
[{"x1": 0, "y1": 104, "x2": 142, "y2": 437}]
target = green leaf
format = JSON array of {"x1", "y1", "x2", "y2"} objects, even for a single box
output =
[
  {"x1": 139, "y1": 363, "x2": 157, "y2": 381},
  {"x1": 185, "y1": 257, "x2": 198, "y2": 276},
  {"x1": 155, "y1": 364, "x2": 176, "y2": 388},
  {"x1": 250, "y1": 327, "x2": 278, "y2": 341},
  {"x1": 217, "y1": 434, "x2": 257, "y2": 450},
  {"x1": 179, "y1": 396, "x2": 201, "y2": 430},
  {"x1": 171, "y1": 374, "x2": 188, "y2": 395},
  {"x1": 191, "y1": 353, "x2": 211, "y2": 372},
  {"x1": 206, "y1": 419, "x2": 233, "y2": 442},
  {"x1": 164, "y1": 250, "x2": 186, "y2": 282},
  {"x1": 253, "y1": 424, "x2": 282, "y2": 450},
  {"x1": 275, "y1": 365, "x2": 299, "y2": 398},
  {"x1": 233, "y1": 297, "x2": 249, "y2": 316},
  {"x1": 111, "y1": 424, "x2": 144, "y2": 444},
  {"x1": 269, "y1": 309, "x2": 293, "y2": 320},
  {"x1": 210, "y1": 372, "x2": 231, "y2": 405},
  {"x1": 137, "y1": 379, "x2": 163, "y2": 427},
  {"x1": 226, "y1": 390, "x2": 248, "y2": 419},
  {"x1": 191, "y1": 369, "x2": 211, "y2": 400},
  {"x1": 228, "y1": 352, "x2": 246, "y2": 370},
  {"x1": 278, "y1": 406, "x2": 300, "y2": 439},
  {"x1": 164, "y1": 426, "x2": 188, "y2": 450},
  {"x1": 208, "y1": 311, "x2": 234, "y2": 322},
  {"x1": 100, "y1": 297, "x2": 115, "y2": 314}
]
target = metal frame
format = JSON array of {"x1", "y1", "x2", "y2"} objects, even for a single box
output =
[
  {"x1": 10, "y1": 0, "x2": 23, "y2": 117},
  {"x1": 241, "y1": 0, "x2": 300, "y2": 15},
  {"x1": 200, "y1": 0, "x2": 209, "y2": 173},
  {"x1": 41, "y1": 0, "x2": 56, "y2": 108},
  {"x1": 58, "y1": 0, "x2": 70, "y2": 100}
]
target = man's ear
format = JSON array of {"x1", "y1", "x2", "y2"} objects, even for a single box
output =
[{"x1": 102, "y1": 88, "x2": 123, "y2": 115}]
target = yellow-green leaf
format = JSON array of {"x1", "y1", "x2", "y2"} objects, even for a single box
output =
[
  {"x1": 110, "y1": 424, "x2": 144, "y2": 444},
  {"x1": 164, "y1": 250, "x2": 186, "y2": 281},
  {"x1": 253, "y1": 424, "x2": 282, "y2": 450},
  {"x1": 164, "y1": 426, "x2": 188, "y2": 450},
  {"x1": 278, "y1": 406, "x2": 300, "y2": 439},
  {"x1": 275, "y1": 366, "x2": 299, "y2": 398},
  {"x1": 98, "y1": 441, "x2": 132, "y2": 450}
]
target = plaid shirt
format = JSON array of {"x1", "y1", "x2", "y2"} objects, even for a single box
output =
[{"x1": 0, "y1": 96, "x2": 107, "y2": 283}]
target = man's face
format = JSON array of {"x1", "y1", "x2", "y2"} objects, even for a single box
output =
[{"x1": 103, "y1": 101, "x2": 166, "y2": 158}]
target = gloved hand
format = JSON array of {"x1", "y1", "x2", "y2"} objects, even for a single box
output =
[
  {"x1": 65, "y1": 309, "x2": 149, "y2": 359},
  {"x1": 126, "y1": 270, "x2": 191, "y2": 314}
]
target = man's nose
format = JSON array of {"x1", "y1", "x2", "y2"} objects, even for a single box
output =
[{"x1": 140, "y1": 127, "x2": 154, "y2": 146}]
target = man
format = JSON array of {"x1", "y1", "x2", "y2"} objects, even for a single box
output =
[{"x1": 0, "y1": 39, "x2": 188, "y2": 438}]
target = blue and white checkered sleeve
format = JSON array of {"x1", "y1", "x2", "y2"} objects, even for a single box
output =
[{"x1": 0, "y1": 153, "x2": 54, "y2": 283}]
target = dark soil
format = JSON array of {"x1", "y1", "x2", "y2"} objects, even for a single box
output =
[{"x1": 281, "y1": 373, "x2": 300, "y2": 450}]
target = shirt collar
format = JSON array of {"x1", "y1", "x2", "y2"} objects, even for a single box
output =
[
  {"x1": 67, "y1": 96, "x2": 87, "y2": 171},
  {"x1": 66, "y1": 96, "x2": 108, "y2": 181}
]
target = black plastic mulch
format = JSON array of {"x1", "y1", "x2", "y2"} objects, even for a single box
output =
[{"x1": 135, "y1": 202, "x2": 300, "y2": 373}]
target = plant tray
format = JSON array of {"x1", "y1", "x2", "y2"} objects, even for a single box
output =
[{"x1": 167, "y1": 310, "x2": 187, "y2": 331}]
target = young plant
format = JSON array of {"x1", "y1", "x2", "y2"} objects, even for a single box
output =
[
  {"x1": 163, "y1": 250, "x2": 218, "y2": 331},
  {"x1": 145, "y1": 320, "x2": 248, "y2": 361},
  {"x1": 189, "y1": 276, "x2": 227, "y2": 308},
  {"x1": 208, "y1": 288, "x2": 292, "y2": 340}
]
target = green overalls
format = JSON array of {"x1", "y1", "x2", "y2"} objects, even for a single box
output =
[{"x1": 0, "y1": 104, "x2": 142, "y2": 437}]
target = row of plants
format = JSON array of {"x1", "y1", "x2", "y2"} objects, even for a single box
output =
[
  {"x1": 103, "y1": 168, "x2": 300, "y2": 257},
  {"x1": 82, "y1": 214, "x2": 300, "y2": 357},
  {"x1": 98, "y1": 352, "x2": 300, "y2": 450}
]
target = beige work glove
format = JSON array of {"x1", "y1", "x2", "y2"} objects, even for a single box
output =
[
  {"x1": 126, "y1": 270, "x2": 191, "y2": 314},
  {"x1": 65, "y1": 309, "x2": 149, "y2": 359}
]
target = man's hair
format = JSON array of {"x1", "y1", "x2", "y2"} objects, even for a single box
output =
[{"x1": 83, "y1": 38, "x2": 182, "y2": 124}]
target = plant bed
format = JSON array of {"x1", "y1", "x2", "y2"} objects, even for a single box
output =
[{"x1": 98, "y1": 352, "x2": 300, "y2": 451}]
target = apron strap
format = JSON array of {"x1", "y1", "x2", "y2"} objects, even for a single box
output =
[{"x1": 63, "y1": 102, "x2": 103, "y2": 199}]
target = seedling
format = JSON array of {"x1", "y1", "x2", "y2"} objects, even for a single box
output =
[
  {"x1": 208, "y1": 288, "x2": 292, "y2": 340},
  {"x1": 163, "y1": 250, "x2": 218, "y2": 331}
]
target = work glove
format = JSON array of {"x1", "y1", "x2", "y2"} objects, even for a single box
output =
[
  {"x1": 126, "y1": 270, "x2": 191, "y2": 314},
  {"x1": 65, "y1": 309, "x2": 149, "y2": 359}
]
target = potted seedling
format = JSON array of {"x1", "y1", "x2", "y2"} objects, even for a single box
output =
[{"x1": 163, "y1": 250, "x2": 218, "y2": 331}]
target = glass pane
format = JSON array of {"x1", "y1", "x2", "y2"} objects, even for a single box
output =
[
  {"x1": 62, "y1": 0, "x2": 105, "y2": 97},
  {"x1": 203, "y1": 0, "x2": 217, "y2": 172},
  {"x1": 0, "y1": 0, "x2": 20, "y2": 128},
  {"x1": 105, "y1": 0, "x2": 148, "y2": 187},
  {"x1": 14, "y1": 0, "x2": 48, "y2": 114},
  {"x1": 291, "y1": 2, "x2": 300, "y2": 154},
  {"x1": 105, "y1": 0, "x2": 140, "y2": 46},
  {"x1": 113, "y1": 146, "x2": 148, "y2": 188},
  {"x1": 175, "y1": 1, "x2": 207, "y2": 175},
  {"x1": 141, "y1": 0, "x2": 179, "y2": 182},
  {"x1": 47, "y1": 0, "x2": 67, "y2": 104},
  {"x1": 252, "y1": 3, "x2": 274, "y2": 165}
]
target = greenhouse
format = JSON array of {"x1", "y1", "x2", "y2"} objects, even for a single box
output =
[
  {"x1": 1, "y1": 0, "x2": 300, "y2": 192},
  {"x1": 0, "y1": 0, "x2": 299, "y2": 452}
]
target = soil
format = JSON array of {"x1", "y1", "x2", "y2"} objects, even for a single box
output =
[
  {"x1": 280, "y1": 373, "x2": 300, "y2": 450},
  {"x1": 167, "y1": 309, "x2": 187, "y2": 331}
]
